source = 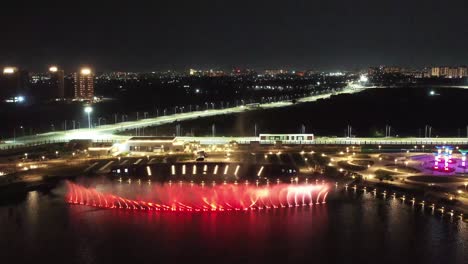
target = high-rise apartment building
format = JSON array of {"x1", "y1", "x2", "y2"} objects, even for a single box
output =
[
  {"x1": 431, "y1": 66, "x2": 468, "y2": 78},
  {"x1": 49, "y1": 66, "x2": 65, "y2": 98},
  {"x1": 0, "y1": 67, "x2": 29, "y2": 101},
  {"x1": 74, "y1": 68, "x2": 94, "y2": 99}
]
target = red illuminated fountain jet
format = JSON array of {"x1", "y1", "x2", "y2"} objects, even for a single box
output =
[{"x1": 66, "y1": 181, "x2": 329, "y2": 212}]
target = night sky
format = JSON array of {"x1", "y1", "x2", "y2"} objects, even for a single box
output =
[{"x1": 1, "y1": 0, "x2": 467, "y2": 71}]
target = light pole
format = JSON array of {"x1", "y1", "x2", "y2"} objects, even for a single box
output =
[
  {"x1": 84, "y1": 106, "x2": 93, "y2": 129},
  {"x1": 98, "y1": 117, "x2": 106, "y2": 126}
]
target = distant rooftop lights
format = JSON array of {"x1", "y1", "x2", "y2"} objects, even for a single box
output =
[
  {"x1": 81, "y1": 68, "x2": 91, "y2": 75},
  {"x1": 3, "y1": 67, "x2": 16, "y2": 74},
  {"x1": 49, "y1": 66, "x2": 58, "y2": 72}
]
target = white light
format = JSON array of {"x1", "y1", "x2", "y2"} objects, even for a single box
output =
[
  {"x1": 257, "y1": 166, "x2": 264, "y2": 177},
  {"x1": 16, "y1": 96, "x2": 25, "y2": 103},
  {"x1": 49, "y1": 66, "x2": 58, "y2": 72},
  {"x1": 84, "y1": 106, "x2": 93, "y2": 113},
  {"x1": 359, "y1": 75, "x2": 368, "y2": 82},
  {"x1": 234, "y1": 165, "x2": 240, "y2": 176},
  {"x1": 3, "y1": 67, "x2": 16, "y2": 74},
  {"x1": 81, "y1": 68, "x2": 91, "y2": 75},
  {"x1": 430, "y1": 90, "x2": 435, "y2": 95}
]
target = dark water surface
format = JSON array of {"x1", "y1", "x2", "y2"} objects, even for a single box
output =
[{"x1": 0, "y1": 182, "x2": 466, "y2": 264}]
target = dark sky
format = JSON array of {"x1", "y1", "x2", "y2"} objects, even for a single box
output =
[{"x1": 1, "y1": 0, "x2": 467, "y2": 72}]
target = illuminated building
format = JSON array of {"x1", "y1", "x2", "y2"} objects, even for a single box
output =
[
  {"x1": 458, "y1": 66, "x2": 468, "y2": 77},
  {"x1": 439, "y1": 66, "x2": 449, "y2": 76},
  {"x1": 231, "y1": 68, "x2": 256, "y2": 76},
  {"x1": 447, "y1": 67, "x2": 459, "y2": 78},
  {"x1": 49, "y1": 66, "x2": 65, "y2": 98},
  {"x1": 264, "y1": 69, "x2": 288, "y2": 76},
  {"x1": 0, "y1": 66, "x2": 29, "y2": 102},
  {"x1": 259, "y1": 134, "x2": 314, "y2": 143},
  {"x1": 431, "y1": 67, "x2": 440, "y2": 77},
  {"x1": 382, "y1": 66, "x2": 401, "y2": 74},
  {"x1": 431, "y1": 66, "x2": 467, "y2": 78},
  {"x1": 118, "y1": 136, "x2": 184, "y2": 153},
  {"x1": 74, "y1": 68, "x2": 94, "y2": 99},
  {"x1": 189, "y1": 69, "x2": 225, "y2": 77}
]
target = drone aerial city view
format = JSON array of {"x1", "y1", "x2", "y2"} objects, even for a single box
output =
[{"x1": 0, "y1": 1, "x2": 467, "y2": 264}]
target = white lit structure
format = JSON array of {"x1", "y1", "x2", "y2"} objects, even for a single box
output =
[
  {"x1": 259, "y1": 134, "x2": 314, "y2": 143},
  {"x1": 84, "y1": 106, "x2": 93, "y2": 129},
  {"x1": 116, "y1": 136, "x2": 185, "y2": 154}
]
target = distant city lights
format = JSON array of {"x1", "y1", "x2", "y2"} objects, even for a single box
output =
[
  {"x1": 49, "y1": 66, "x2": 58, "y2": 72},
  {"x1": 4, "y1": 95, "x2": 26, "y2": 103}
]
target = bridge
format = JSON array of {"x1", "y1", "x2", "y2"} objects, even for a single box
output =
[
  {"x1": 5, "y1": 83, "x2": 468, "y2": 151},
  {"x1": 176, "y1": 136, "x2": 468, "y2": 146},
  {"x1": 0, "y1": 85, "x2": 366, "y2": 150}
]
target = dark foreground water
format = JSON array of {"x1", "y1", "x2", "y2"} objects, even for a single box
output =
[{"x1": 0, "y1": 182, "x2": 466, "y2": 264}]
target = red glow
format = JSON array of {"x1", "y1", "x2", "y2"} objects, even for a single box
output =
[{"x1": 66, "y1": 181, "x2": 329, "y2": 212}]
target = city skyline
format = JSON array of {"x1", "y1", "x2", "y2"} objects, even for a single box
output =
[{"x1": 1, "y1": 0, "x2": 467, "y2": 72}]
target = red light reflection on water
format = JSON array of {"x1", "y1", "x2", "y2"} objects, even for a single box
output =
[{"x1": 66, "y1": 181, "x2": 329, "y2": 212}]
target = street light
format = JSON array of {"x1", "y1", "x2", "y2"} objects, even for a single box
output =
[{"x1": 84, "y1": 106, "x2": 93, "y2": 129}]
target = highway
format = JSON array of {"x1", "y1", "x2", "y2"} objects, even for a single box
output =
[
  {"x1": 1, "y1": 85, "x2": 366, "y2": 149},
  {"x1": 177, "y1": 136, "x2": 468, "y2": 146}
]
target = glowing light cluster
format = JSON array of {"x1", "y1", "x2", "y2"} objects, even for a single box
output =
[
  {"x1": 66, "y1": 181, "x2": 329, "y2": 212},
  {"x1": 3, "y1": 67, "x2": 16, "y2": 74},
  {"x1": 433, "y1": 146, "x2": 454, "y2": 172},
  {"x1": 81, "y1": 68, "x2": 91, "y2": 75}
]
